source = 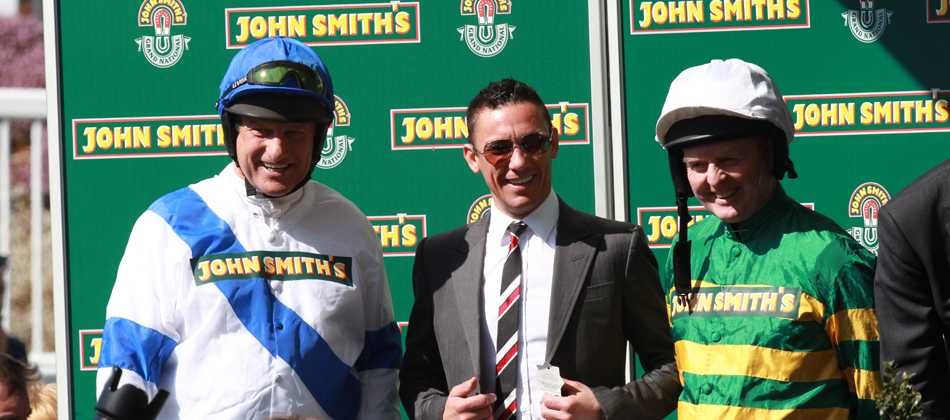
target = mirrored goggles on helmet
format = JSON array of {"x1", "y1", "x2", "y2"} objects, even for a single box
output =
[
  {"x1": 475, "y1": 131, "x2": 553, "y2": 165},
  {"x1": 222, "y1": 60, "x2": 328, "y2": 100}
]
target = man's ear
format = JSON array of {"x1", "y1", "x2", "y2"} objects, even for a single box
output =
[
  {"x1": 550, "y1": 127, "x2": 560, "y2": 160},
  {"x1": 463, "y1": 143, "x2": 481, "y2": 174}
]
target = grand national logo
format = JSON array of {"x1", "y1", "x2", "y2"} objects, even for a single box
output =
[
  {"x1": 318, "y1": 96, "x2": 355, "y2": 169},
  {"x1": 846, "y1": 182, "x2": 891, "y2": 254},
  {"x1": 468, "y1": 194, "x2": 492, "y2": 224},
  {"x1": 458, "y1": 0, "x2": 515, "y2": 57},
  {"x1": 842, "y1": 0, "x2": 892, "y2": 43},
  {"x1": 136, "y1": 0, "x2": 191, "y2": 68}
]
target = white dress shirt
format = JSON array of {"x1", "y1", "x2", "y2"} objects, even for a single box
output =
[{"x1": 481, "y1": 190, "x2": 559, "y2": 420}]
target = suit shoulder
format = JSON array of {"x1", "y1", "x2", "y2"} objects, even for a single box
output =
[
  {"x1": 420, "y1": 223, "x2": 476, "y2": 249},
  {"x1": 882, "y1": 159, "x2": 950, "y2": 219},
  {"x1": 565, "y1": 207, "x2": 639, "y2": 235}
]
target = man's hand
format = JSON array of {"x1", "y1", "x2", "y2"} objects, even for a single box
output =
[
  {"x1": 443, "y1": 377, "x2": 496, "y2": 420},
  {"x1": 540, "y1": 379, "x2": 606, "y2": 420}
]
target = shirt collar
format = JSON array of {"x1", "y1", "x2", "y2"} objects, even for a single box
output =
[{"x1": 489, "y1": 189, "x2": 559, "y2": 243}]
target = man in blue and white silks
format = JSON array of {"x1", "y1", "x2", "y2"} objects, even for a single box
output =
[{"x1": 96, "y1": 37, "x2": 401, "y2": 420}]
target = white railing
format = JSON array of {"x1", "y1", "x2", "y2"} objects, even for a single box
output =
[{"x1": 0, "y1": 87, "x2": 55, "y2": 380}]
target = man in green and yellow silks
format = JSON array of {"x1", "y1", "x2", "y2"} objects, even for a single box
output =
[{"x1": 654, "y1": 59, "x2": 882, "y2": 419}]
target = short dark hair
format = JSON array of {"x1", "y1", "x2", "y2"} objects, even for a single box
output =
[
  {"x1": 0, "y1": 354, "x2": 38, "y2": 397},
  {"x1": 465, "y1": 79, "x2": 552, "y2": 144}
]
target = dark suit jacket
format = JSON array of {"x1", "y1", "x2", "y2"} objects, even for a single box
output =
[
  {"x1": 399, "y1": 198, "x2": 680, "y2": 420},
  {"x1": 875, "y1": 159, "x2": 950, "y2": 419}
]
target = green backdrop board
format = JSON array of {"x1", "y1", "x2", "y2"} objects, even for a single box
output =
[
  {"x1": 623, "y1": 0, "x2": 950, "y2": 416},
  {"x1": 48, "y1": 1, "x2": 602, "y2": 418}
]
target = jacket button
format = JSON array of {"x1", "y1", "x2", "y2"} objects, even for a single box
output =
[
  {"x1": 711, "y1": 332, "x2": 722, "y2": 342},
  {"x1": 275, "y1": 321, "x2": 284, "y2": 330},
  {"x1": 731, "y1": 246, "x2": 741, "y2": 257},
  {"x1": 701, "y1": 384, "x2": 713, "y2": 395}
]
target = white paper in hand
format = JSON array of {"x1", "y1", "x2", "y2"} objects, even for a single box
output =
[{"x1": 536, "y1": 363, "x2": 564, "y2": 397}]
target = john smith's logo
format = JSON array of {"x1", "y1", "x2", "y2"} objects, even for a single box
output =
[
  {"x1": 846, "y1": 182, "x2": 890, "y2": 254},
  {"x1": 318, "y1": 95, "x2": 355, "y2": 169},
  {"x1": 458, "y1": 0, "x2": 515, "y2": 57},
  {"x1": 842, "y1": 0, "x2": 892, "y2": 43},
  {"x1": 136, "y1": 0, "x2": 191, "y2": 68},
  {"x1": 468, "y1": 194, "x2": 492, "y2": 224}
]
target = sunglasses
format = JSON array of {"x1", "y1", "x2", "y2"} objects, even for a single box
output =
[
  {"x1": 222, "y1": 61, "x2": 328, "y2": 99},
  {"x1": 474, "y1": 131, "x2": 553, "y2": 165}
]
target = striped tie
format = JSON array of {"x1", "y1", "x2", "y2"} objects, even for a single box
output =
[{"x1": 494, "y1": 221, "x2": 527, "y2": 420}]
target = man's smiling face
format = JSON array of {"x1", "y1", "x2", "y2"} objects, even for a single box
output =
[
  {"x1": 463, "y1": 102, "x2": 558, "y2": 219},
  {"x1": 682, "y1": 135, "x2": 776, "y2": 224},
  {"x1": 234, "y1": 116, "x2": 315, "y2": 197}
]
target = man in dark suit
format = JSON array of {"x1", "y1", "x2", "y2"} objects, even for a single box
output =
[
  {"x1": 399, "y1": 79, "x2": 679, "y2": 420},
  {"x1": 875, "y1": 159, "x2": 950, "y2": 419}
]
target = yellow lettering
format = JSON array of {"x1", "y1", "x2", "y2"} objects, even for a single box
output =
[
  {"x1": 395, "y1": 11, "x2": 411, "y2": 34},
  {"x1": 82, "y1": 127, "x2": 97, "y2": 153},
  {"x1": 647, "y1": 216, "x2": 661, "y2": 243},
  {"x1": 860, "y1": 102, "x2": 874, "y2": 125},
  {"x1": 289, "y1": 15, "x2": 306, "y2": 37},
  {"x1": 435, "y1": 117, "x2": 452, "y2": 139},
  {"x1": 173, "y1": 125, "x2": 191, "y2": 147},
  {"x1": 374, "y1": 12, "x2": 394, "y2": 34},
  {"x1": 710, "y1": 0, "x2": 724, "y2": 21},
  {"x1": 299, "y1": 257, "x2": 314, "y2": 274},
  {"x1": 316, "y1": 258, "x2": 331, "y2": 276},
  {"x1": 402, "y1": 225, "x2": 418, "y2": 247},
  {"x1": 357, "y1": 13, "x2": 373, "y2": 35},
  {"x1": 134, "y1": 127, "x2": 151, "y2": 148},
  {"x1": 250, "y1": 16, "x2": 267, "y2": 39},
  {"x1": 639, "y1": 2, "x2": 653, "y2": 28},
  {"x1": 268, "y1": 16, "x2": 287, "y2": 37},
  {"x1": 226, "y1": 258, "x2": 243, "y2": 275},
  {"x1": 416, "y1": 117, "x2": 433, "y2": 140},
  {"x1": 97, "y1": 127, "x2": 114, "y2": 151},
  {"x1": 380, "y1": 225, "x2": 399, "y2": 247},
  {"x1": 768, "y1": 0, "x2": 785, "y2": 19},
  {"x1": 275, "y1": 257, "x2": 294, "y2": 275},
  {"x1": 761, "y1": 292, "x2": 777, "y2": 311},
  {"x1": 196, "y1": 261, "x2": 211, "y2": 282},
  {"x1": 401, "y1": 117, "x2": 416, "y2": 144},
  {"x1": 313, "y1": 15, "x2": 328, "y2": 37},
  {"x1": 780, "y1": 293, "x2": 796, "y2": 312},
  {"x1": 264, "y1": 256, "x2": 276, "y2": 275},
  {"x1": 936, "y1": 99, "x2": 949, "y2": 123},
  {"x1": 211, "y1": 259, "x2": 227, "y2": 276},
  {"x1": 713, "y1": 292, "x2": 725, "y2": 311},
  {"x1": 235, "y1": 16, "x2": 250, "y2": 43},
  {"x1": 787, "y1": 0, "x2": 801, "y2": 19},
  {"x1": 874, "y1": 102, "x2": 892, "y2": 124},
  {"x1": 329, "y1": 14, "x2": 347, "y2": 36},
  {"x1": 334, "y1": 262, "x2": 347, "y2": 279},
  {"x1": 725, "y1": 0, "x2": 743, "y2": 21},
  {"x1": 90, "y1": 338, "x2": 102, "y2": 365},
  {"x1": 242, "y1": 256, "x2": 260, "y2": 274}
]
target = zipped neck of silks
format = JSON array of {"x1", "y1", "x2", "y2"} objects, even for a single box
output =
[{"x1": 228, "y1": 164, "x2": 305, "y2": 243}]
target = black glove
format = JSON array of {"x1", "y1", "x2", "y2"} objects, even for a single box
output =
[{"x1": 94, "y1": 366, "x2": 169, "y2": 420}]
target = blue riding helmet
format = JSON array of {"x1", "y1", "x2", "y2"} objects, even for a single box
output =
[
  {"x1": 216, "y1": 37, "x2": 335, "y2": 196},
  {"x1": 217, "y1": 36, "x2": 334, "y2": 119}
]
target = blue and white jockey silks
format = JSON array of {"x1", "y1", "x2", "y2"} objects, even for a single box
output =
[{"x1": 97, "y1": 164, "x2": 402, "y2": 420}]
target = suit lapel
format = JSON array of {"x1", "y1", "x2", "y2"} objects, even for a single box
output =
[
  {"x1": 453, "y1": 214, "x2": 490, "y2": 390},
  {"x1": 546, "y1": 199, "x2": 598, "y2": 359}
]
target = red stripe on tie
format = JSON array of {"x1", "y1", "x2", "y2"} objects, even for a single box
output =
[
  {"x1": 498, "y1": 285, "x2": 520, "y2": 317},
  {"x1": 496, "y1": 343, "x2": 518, "y2": 374},
  {"x1": 508, "y1": 234, "x2": 519, "y2": 253},
  {"x1": 497, "y1": 400, "x2": 517, "y2": 420}
]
